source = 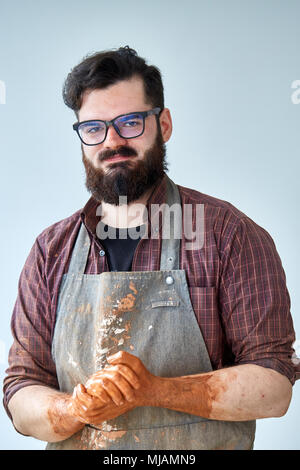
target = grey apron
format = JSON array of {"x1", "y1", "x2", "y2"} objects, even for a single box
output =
[{"x1": 47, "y1": 175, "x2": 256, "y2": 450}]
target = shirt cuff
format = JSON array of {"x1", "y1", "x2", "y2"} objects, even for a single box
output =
[{"x1": 236, "y1": 357, "x2": 297, "y2": 385}]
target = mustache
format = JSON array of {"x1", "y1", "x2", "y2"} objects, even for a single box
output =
[{"x1": 98, "y1": 146, "x2": 138, "y2": 161}]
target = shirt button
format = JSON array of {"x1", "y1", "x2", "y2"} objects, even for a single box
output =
[
  {"x1": 165, "y1": 275, "x2": 174, "y2": 285},
  {"x1": 99, "y1": 249, "x2": 105, "y2": 257}
]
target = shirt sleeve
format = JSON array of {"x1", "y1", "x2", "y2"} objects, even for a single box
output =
[
  {"x1": 219, "y1": 215, "x2": 298, "y2": 384},
  {"x1": 3, "y1": 236, "x2": 59, "y2": 419}
]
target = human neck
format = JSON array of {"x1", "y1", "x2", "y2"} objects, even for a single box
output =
[{"x1": 100, "y1": 186, "x2": 154, "y2": 228}]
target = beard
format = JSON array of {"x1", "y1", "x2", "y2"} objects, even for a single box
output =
[{"x1": 82, "y1": 128, "x2": 168, "y2": 205}]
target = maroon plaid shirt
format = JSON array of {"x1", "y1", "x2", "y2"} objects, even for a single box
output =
[{"x1": 3, "y1": 173, "x2": 299, "y2": 418}]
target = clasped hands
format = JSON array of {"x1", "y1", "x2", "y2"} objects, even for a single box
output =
[{"x1": 67, "y1": 351, "x2": 160, "y2": 426}]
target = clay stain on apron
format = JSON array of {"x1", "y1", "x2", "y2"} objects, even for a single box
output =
[{"x1": 95, "y1": 282, "x2": 139, "y2": 370}]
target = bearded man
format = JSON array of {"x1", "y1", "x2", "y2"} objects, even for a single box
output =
[{"x1": 3, "y1": 46, "x2": 299, "y2": 450}]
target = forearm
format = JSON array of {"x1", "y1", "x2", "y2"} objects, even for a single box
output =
[
  {"x1": 149, "y1": 364, "x2": 292, "y2": 421},
  {"x1": 8, "y1": 385, "x2": 84, "y2": 442}
]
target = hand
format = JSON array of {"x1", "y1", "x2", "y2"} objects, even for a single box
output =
[
  {"x1": 67, "y1": 383, "x2": 110, "y2": 425},
  {"x1": 67, "y1": 356, "x2": 140, "y2": 426},
  {"x1": 88, "y1": 351, "x2": 161, "y2": 408},
  {"x1": 68, "y1": 382, "x2": 137, "y2": 426},
  {"x1": 85, "y1": 361, "x2": 140, "y2": 406},
  {"x1": 68, "y1": 352, "x2": 161, "y2": 426}
]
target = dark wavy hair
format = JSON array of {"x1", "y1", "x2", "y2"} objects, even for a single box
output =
[{"x1": 62, "y1": 46, "x2": 164, "y2": 115}]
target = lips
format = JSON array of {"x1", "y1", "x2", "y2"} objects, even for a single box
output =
[{"x1": 104, "y1": 154, "x2": 135, "y2": 163}]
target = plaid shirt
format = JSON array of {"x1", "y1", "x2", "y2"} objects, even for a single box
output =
[{"x1": 3, "y1": 173, "x2": 299, "y2": 418}]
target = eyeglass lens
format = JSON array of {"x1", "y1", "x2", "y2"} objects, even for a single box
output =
[{"x1": 78, "y1": 113, "x2": 145, "y2": 145}]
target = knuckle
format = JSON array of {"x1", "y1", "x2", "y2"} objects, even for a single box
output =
[
  {"x1": 114, "y1": 372, "x2": 123, "y2": 382},
  {"x1": 99, "y1": 392, "x2": 108, "y2": 401},
  {"x1": 116, "y1": 364, "x2": 128, "y2": 374},
  {"x1": 117, "y1": 365, "x2": 127, "y2": 375},
  {"x1": 101, "y1": 377, "x2": 110, "y2": 387},
  {"x1": 135, "y1": 357, "x2": 143, "y2": 369}
]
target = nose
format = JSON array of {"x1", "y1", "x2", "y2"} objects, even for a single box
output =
[{"x1": 103, "y1": 123, "x2": 127, "y2": 148}]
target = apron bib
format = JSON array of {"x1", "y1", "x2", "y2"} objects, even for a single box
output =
[{"x1": 47, "y1": 175, "x2": 255, "y2": 450}]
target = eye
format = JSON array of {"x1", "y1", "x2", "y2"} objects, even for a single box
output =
[
  {"x1": 79, "y1": 122, "x2": 105, "y2": 135},
  {"x1": 87, "y1": 126, "x2": 103, "y2": 133},
  {"x1": 117, "y1": 114, "x2": 143, "y2": 129},
  {"x1": 124, "y1": 120, "x2": 138, "y2": 127}
]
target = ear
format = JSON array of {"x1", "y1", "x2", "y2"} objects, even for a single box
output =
[{"x1": 159, "y1": 108, "x2": 173, "y2": 143}]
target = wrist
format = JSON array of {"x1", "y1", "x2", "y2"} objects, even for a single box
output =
[
  {"x1": 138, "y1": 375, "x2": 170, "y2": 408},
  {"x1": 48, "y1": 393, "x2": 85, "y2": 439}
]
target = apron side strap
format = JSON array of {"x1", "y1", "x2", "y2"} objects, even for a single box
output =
[{"x1": 67, "y1": 223, "x2": 91, "y2": 274}]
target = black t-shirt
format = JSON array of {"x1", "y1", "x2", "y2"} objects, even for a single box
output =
[{"x1": 97, "y1": 222, "x2": 146, "y2": 271}]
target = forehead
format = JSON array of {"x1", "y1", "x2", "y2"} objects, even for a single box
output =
[{"x1": 78, "y1": 76, "x2": 149, "y2": 121}]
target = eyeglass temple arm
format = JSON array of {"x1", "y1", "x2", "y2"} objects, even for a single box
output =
[{"x1": 149, "y1": 107, "x2": 161, "y2": 116}]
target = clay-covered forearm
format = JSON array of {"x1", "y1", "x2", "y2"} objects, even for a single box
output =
[
  {"x1": 8, "y1": 385, "x2": 84, "y2": 442},
  {"x1": 150, "y1": 364, "x2": 292, "y2": 421}
]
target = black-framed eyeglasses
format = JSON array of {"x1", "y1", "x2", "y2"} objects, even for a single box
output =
[{"x1": 73, "y1": 107, "x2": 161, "y2": 146}]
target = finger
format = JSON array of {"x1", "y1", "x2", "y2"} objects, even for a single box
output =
[
  {"x1": 104, "y1": 364, "x2": 140, "y2": 390},
  {"x1": 107, "y1": 351, "x2": 144, "y2": 374},
  {"x1": 74, "y1": 384, "x2": 106, "y2": 411},
  {"x1": 86, "y1": 366, "x2": 139, "y2": 403},
  {"x1": 70, "y1": 385, "x2": 92, "y2": 419},
  {"x1": 95, "y1": 369, "x2": 136, "y2": 402},
  {"x1": 71, "y1": 384, "x2": 107, "y2": 420},
  {"x1": 86, "y1": 376, "x2": 125, "y2": 406},
  {"x1": 84, "y1": 378, "x2": 112, "y2": 404}
]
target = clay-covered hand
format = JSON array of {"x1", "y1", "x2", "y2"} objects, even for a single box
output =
[
  {"x1": 67, "y1": 383, "x2": 110, "y2": 425},
  {"x1": 68, "y1": 381, "x2": 138, "y2": 426},
  {"x1": 85, "y1": 358, "x2": 140, "y2": 406},
  {"x1": 68, "y1": 352, "x2": 161, "y2": 426},
  {"x1": 86, "y1": 351, "x2": 160, "y2": 408}
]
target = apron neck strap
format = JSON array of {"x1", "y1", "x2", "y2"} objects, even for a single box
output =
[
  {"x1": 159, "y1": 175, "x2": 182, "y2": 271},
  {"x1": 68, "y1": 175, "x2": 182, "y2": 274}
]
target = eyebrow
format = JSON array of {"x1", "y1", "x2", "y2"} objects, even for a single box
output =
[{"x1": 117, "y1": 113, "x2": 141, "y2": 121}]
